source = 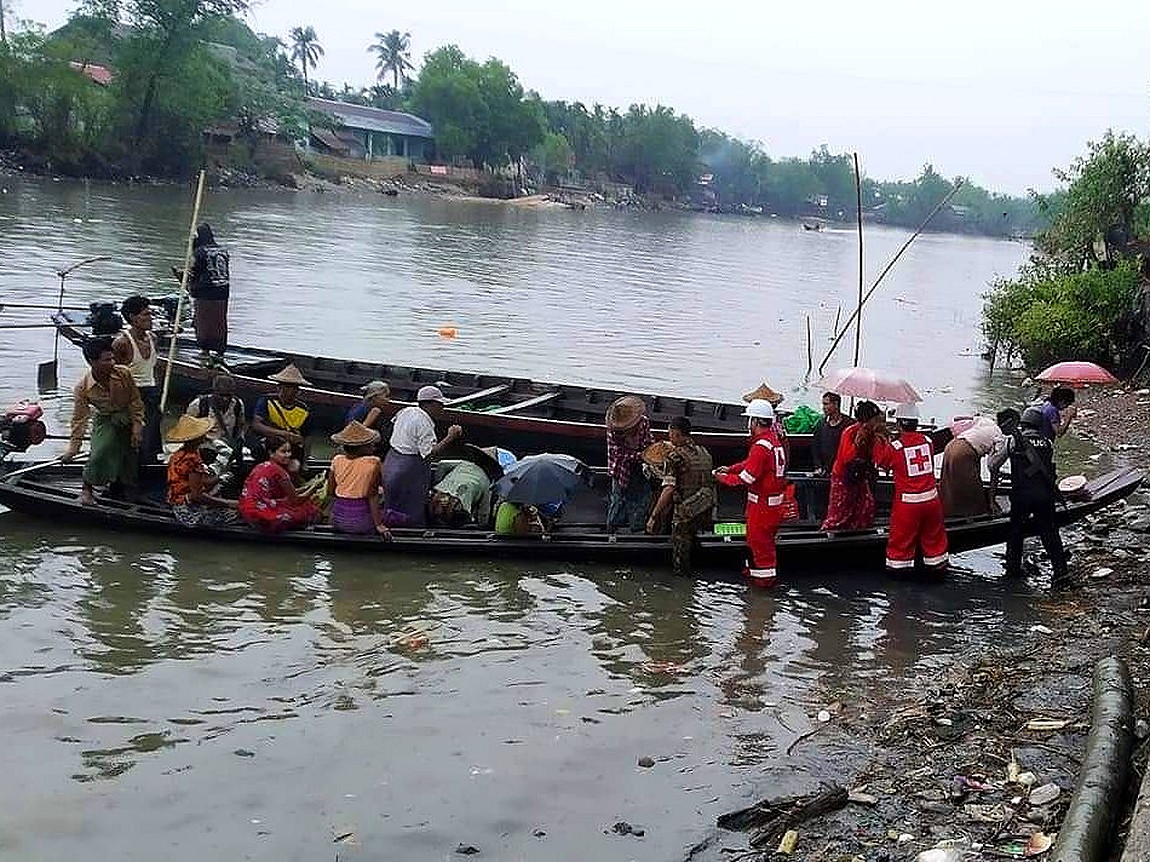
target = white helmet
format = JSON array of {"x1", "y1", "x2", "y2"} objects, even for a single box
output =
[
  {"x1": 742, "y1": 399, "x2": 775, "y2": 421},
  {"x1": 894, "y1": 402, "x2": 919, "y2": 421}
]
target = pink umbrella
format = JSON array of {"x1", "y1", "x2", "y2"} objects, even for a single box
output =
[
  {"x1": 1036, "y1": 361, "x2": 1118, "y2": 386},
  {"x1": 816, "y1": 367, "x2": 921, "y2": 403}
]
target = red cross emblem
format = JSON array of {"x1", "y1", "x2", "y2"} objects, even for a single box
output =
[{"x1": 904, "y1": 443, "x2": 932, "y2": 477}]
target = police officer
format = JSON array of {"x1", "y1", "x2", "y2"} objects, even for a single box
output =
[{"x1": 988, "y1": 406, "x2": 1068, "y2": 582}]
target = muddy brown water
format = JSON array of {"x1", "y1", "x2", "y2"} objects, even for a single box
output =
[{"x1": 0, "y1": 177, "x2": 1101, "y2": 860}]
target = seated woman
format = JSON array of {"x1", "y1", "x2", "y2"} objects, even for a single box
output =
[
  {"x1": 166, "y1": 415, "x2": 239, "y2": 527},
  {"x1": 493, "y1": 501, "x2": 545, "y2": 535},
  {"x1": 821, "y1": 400, "x2": 886, "y2": 532},
  {"x1": 428, "y1": 460, "x2": 493, "y2": 528},
  {"x1": 238, "y1": 439, "x2": 321, "y2": 533},
  {"x1": 326, "y1": 421, "x2": 390, "y2": 537},
  {"x1": 346, "y1": 380, "x2": 393, "y2": 447}
]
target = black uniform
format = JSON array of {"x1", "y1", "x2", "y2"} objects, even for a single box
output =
[{"x1": 1005, "y1": 427, "x2": 1067, "y2": 580}]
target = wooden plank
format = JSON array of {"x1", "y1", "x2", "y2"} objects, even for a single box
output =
[
  {"x1": 446, "y1": 384, "x2": 511, "y2": 407},
  {"x1": 484, "y1": 391, "x2": 561, "y2": 415}
]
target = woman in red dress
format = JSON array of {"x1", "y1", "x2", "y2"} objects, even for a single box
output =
[
  {"x1": 821, "y1": 400, "x2": 886, "y2": 532},
  {"x1": 239, "y1": 440, "x2": 320, "y2": 532}
]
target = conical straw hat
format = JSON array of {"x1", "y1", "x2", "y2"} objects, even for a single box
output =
[
  {"x1": 742, "y1": 382, "x2": 784, "y2": 405},
  {"x1": 166, "y1": 414, "x2": 214, "y2": 443},
  {"x1": 269, "y1": 363, "x2": 310, "y2": 386},
  {"x1": 330, "y1": 420, "x2": 381, "y2": 447}
]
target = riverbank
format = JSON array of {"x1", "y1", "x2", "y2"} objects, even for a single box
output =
[{"x1": 700, "y1": 390, "x2": 1150, "y2": 861}]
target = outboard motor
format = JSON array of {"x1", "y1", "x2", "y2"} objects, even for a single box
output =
[
  {"x1": 0, "y1": 403, "x2": 47, "y2": 457},
  {"x1": 86, "y1": 302, "x2": 122, "y2": 336}
]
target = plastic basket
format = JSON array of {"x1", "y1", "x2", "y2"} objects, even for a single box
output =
[{"x1": 713, "y1": 522, "x2": 746, "y2": 537}]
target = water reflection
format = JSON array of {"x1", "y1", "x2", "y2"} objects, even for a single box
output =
[{"x1": 0, "y1": 514, "x2": 1067, "y2": 859}]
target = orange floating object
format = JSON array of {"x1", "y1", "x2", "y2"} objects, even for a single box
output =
[{"x1": 437, "y1": 327, "x2": 458, "y2": 339}]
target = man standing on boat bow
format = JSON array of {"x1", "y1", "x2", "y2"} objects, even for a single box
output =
[
  {"x1": 872, "y1": 403, "x2": 949, "y2": 575},
  {"x1": 112, "y1": 295, "x2": 161, "y2": 466},
  {"x1": 714, "y1": 399, "x2": 788, "y2": 587}
]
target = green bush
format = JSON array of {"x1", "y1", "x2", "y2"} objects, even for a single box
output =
[{"x1": 982, "y1": 259, "x2": 1141, "y2": 370}]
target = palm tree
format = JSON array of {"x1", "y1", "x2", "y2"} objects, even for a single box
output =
[
  {"x1": 288, "y1": 26, "x2": 323, "y2": 95},
  {"x1": 369, "y1": 30, "x2": 414, "y2": 90}
]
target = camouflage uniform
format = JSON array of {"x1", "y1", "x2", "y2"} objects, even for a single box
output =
[{"x1": 662, "y1": 440, "x2": 716, "y2": 576}]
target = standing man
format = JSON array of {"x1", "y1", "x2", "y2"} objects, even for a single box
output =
[
  {"x1": 989, "y1": 406, "x2": 1068, "y2": 583},
  {"x1": 872, "y1": 403, "x2": 949, "y2": 575},
  {"x1": 60, "y1": 336, "x2": 146, "y2": 506},
  {"x1": 1038, "y1": 386, "x2": 1076, "y2": 441},
  {"x1": 175, "y1": 223, "x2": 230, "y2": 365},
  {"x1": 809, "y1": 391, "x2": 848, "y2": 520},
  {"x1": 112, "y1": 295, "x2": 161, "y2": 465},
  {"x1": 383, "y1": 385, "x2": 463, "y2": 527},
  {"x1": 646, "y1": 417, "x2": 715, "y2": 577},
  {"x1": 714, "y1": 399, "x2": 788, "y2": 588}
]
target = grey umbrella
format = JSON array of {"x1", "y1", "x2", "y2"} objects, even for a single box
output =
[{"x1": 492, "y1": 453, "x2": 588, "y2": 507}]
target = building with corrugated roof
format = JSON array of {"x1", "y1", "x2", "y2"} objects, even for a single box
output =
[{"x1": 306, "y1": 97, "x2": 434, "y2": 162}]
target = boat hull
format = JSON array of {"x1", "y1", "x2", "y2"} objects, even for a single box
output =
[{"x1": 0, "y1": 461, "x2": 1138, "y2": 574}]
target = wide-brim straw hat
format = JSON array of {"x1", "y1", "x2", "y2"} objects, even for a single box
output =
[
  {"x1": 269, "y1": 363, "x2": 310, "y2": 386},
  {"x1": 330, "y1": 420, "x2": 381, "y2": 447},
  {"x1": 606, "y1": 395, "x2": 647, "y2": 431},
  {"x1": 641, "y1": 441, "x2": 674, "y2": 467},
  {"x1": 166, "y1": 414, "x2": 214, "y2": 444},
  {"x1": 742, "y1": 382, "x2": 785, "y2": 405}
]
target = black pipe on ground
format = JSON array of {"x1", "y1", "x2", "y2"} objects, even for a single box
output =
[{"x1": 1050, "y1": 657, "x2": 1134, "y2": 862}]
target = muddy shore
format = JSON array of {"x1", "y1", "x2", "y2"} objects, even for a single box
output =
[{"x1": 701, "y1": 388, "x2": 1150, "y2": 862}]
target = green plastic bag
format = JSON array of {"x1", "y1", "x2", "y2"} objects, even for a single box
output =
[{"x1": 783, "y1": 404, "x2": 821, "y2": 435}]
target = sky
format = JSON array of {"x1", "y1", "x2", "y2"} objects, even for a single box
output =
[{"x1": 20, "y1": 0, "x2": 1150, "y2": 194}]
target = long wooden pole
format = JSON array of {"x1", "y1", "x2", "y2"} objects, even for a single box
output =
[
  {"x1": 817, "y1": 179, "x2": 965, "y2": 376},
  {"x1": 160, "y1": 170, "x2": 206, "y2": 413},
  {"x1": 852, "y1": 152, "x2": 864, "y2": 367}
]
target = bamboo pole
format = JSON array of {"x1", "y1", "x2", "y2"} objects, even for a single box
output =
[
  {"x1": 805, "y1": 314, "x2": 813, "y2": 379},
  {"x1": 852, "y1": 153, "x2": 864, "y2": 367},
  {"x1": 160, "y1": 170, "x2": 207, "y2": 413},
  {"x1": 817, "y1": 180, "x2": 965, "y2": 376}
]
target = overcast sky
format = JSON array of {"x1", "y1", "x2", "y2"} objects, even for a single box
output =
[{"x1": 23, "y1": 0, "x2": 1150, "y2": 194}]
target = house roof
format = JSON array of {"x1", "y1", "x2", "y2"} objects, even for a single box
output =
[
  {"x1": 69, "y1": 61, "x2": 114, "y2": 86},
  {"x1": 311, "y1": 127, "x2": 351, "y2": 153},
  {"x1": 307, "y1": 97, "x2": 433, "y2": 139}
]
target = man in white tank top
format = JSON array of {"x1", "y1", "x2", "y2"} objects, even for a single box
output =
[{"x1": 113, "y1": 295, "x2": 162, "y2": 463}]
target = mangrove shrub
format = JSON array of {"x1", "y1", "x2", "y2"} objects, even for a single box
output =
[{"x1": 983, "y1": 259, "x2": 1142, "y2": 371}]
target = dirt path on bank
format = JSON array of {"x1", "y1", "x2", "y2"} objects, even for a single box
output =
[{"x1": 699, "y1": 389, "x2": 1150, "y2": 862}]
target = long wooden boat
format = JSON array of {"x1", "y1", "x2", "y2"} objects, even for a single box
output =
[
  {"x1": 53, "y1": 316, "x2": 949, "y2": 469},
  {"x1": 0, "y1": 460, "x2": 1139, "y2": 572}
]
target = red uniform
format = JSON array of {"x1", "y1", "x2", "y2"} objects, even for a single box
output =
[
  {"x1": 719, "y1": 425, "x2": 787, "y2": 585},
  {"x1": 873, "y1": 431, "x2": 949, "y2": 572}
]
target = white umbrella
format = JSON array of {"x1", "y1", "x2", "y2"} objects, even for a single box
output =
[{"x1": 816, "y1": 367, "x2": 921, "y2": 403}]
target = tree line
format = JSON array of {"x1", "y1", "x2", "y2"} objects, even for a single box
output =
[
  {"x1": 982, "y1": 131, "x2": 1150, "y2": 372},
  {"x1": 0, "y1": 2, "x2": 1045, "y2": 237}
]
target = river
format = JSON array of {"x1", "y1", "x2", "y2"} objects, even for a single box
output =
[{"x1": 0, "y1": 177, "x2": 1067, "y2": 861}]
